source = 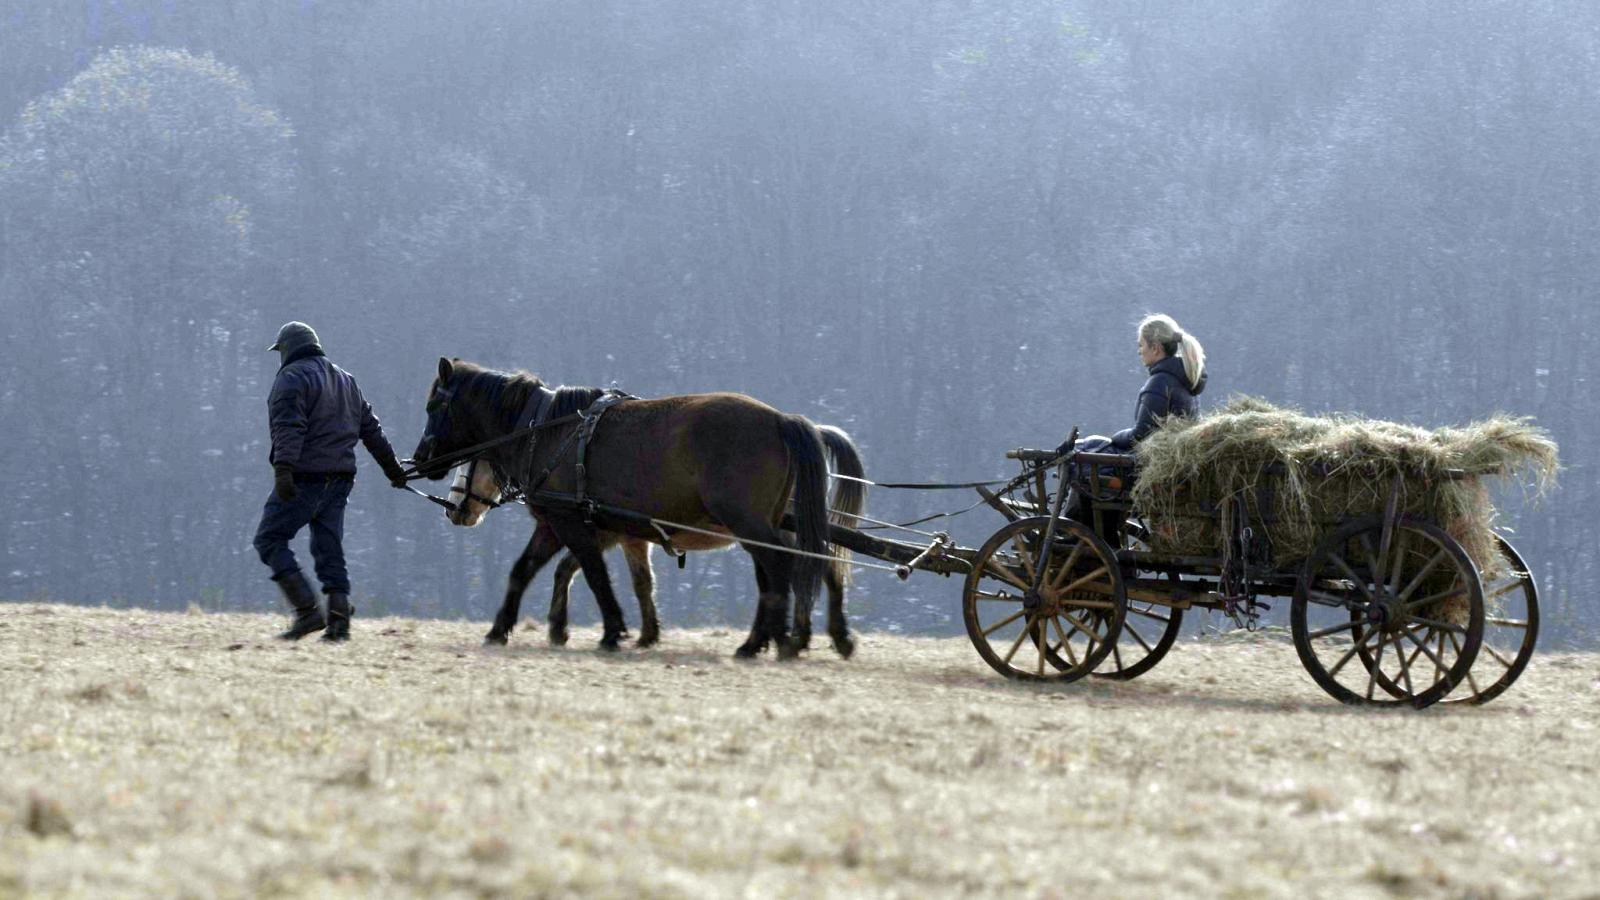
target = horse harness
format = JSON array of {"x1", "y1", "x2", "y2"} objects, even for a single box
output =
[
  {"x1": 432, "y1": 387, "x2": 551, "y2": 513},
  {"x1": 521, "y1": 389, "x2": 632, "y2": 521},
  {"x1": 405, "y1": 386, "x2": 943, "y2": 577},
  {"x1": 404, "y1": 387, "x2": 632, "y2": 519}
]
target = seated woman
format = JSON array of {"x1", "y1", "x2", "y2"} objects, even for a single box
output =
[
  {"x1": 1061, "y1": 313, "x2": 1208, "y2": 457},
  {"x1": 1058, "y1": 315, "x2": 1207, "y2": 531},
  {"x1": 1110, "y1": 313, "x2": 1207, "y2": 450}
]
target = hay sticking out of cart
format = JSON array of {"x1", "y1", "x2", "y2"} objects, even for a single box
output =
[{"x1": 1129, "y1": 398, "x2": 1559, "y2": 582}]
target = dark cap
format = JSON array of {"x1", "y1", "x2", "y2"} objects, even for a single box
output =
[{"x1": 268, "y1": 321, "x2": 320, "y2": 354}]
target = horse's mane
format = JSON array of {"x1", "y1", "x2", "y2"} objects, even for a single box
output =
[
  {"x1": 448, "y1": 361, "x2": 542, "y2": 429},
  {"x1": 548, "y1": 385, "x2": 607, "y2": 421},
  {"x1": 448, "y1": 360, "x2": 604, "y2": 427}
]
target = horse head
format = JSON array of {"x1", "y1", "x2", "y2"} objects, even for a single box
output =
[
  {"x1": 411, "y1": 357, "x2": 463, "y2": 480},
  {"x1": 445, "y1": 459, "x2": 504, "y2": 527}
]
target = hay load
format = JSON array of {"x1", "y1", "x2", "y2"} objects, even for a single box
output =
[{"x1": 1128, "y1": 397, "x2": 1559, "y2": 577}]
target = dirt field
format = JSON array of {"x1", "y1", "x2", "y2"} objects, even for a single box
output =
[{"x1": 1, "y1": 602, "x2": 1596, "y2": 899}]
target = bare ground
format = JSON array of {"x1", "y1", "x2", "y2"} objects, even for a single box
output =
[{"x1": 1, "y1": 602, "x2": 1597, "y2": 899}]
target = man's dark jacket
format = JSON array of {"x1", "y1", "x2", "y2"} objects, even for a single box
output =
[
  {"x1": 1110, "y1": 355, "x2": 1207, "y2": 450},
  {"x1": 268, "y1": 347, "x2": 399, "y2": 475}
]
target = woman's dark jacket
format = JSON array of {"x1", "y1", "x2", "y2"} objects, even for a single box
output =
[
  {"x1": 1110, "y1": 355, "x2": 1207, "y2": 450},
  {"x1": 268, "y1": 346, "x2": 399, "y2": 475}
]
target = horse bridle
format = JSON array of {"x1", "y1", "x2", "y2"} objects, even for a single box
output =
[
  {"x1": 413, "y1": 380, "x2": 457, "y2": 473},
  {"x1": 407, "y1": 380, "x2": 603, "y2": 520},
  {"x1": 436, "y1": 382, "x2": 551, "y2": 518},
  {"x1": 452, "y1": 456, "x2": 515, "y2": 517}
]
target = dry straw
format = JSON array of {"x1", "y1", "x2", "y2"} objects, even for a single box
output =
[{"x1": 1129, "y1": 397, "x2": 1559, "y2": 578}]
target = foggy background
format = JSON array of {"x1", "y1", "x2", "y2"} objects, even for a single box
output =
[{"x1": 2, "y1": 1, "x2": 1595, "y2": 645}]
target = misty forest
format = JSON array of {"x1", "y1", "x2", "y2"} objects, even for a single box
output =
[{"x1": 1, "y1": 0, "x2": 1595, "y2": 645}]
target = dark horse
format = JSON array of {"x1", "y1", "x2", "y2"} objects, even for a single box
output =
[
  {"x1": 412, "y1": 358, "x2": 857, "y2": 658},
  {"x1": 444, "y1": 423, "x2": 865, "y2": 656}
]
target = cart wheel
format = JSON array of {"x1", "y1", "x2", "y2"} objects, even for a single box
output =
[
  {"x1": 1367, "y1": 534, "x2": 1540, "y2": 704},
  {"x1": 1438, "y1": 534, "x2": 1538, "y2": 704},
  {"x1": 962, "y1": 516, "x2": 1127, "y2": 682},
  {"x1": 1093, "y1": 520, "x2": 1184, "y2": 681},
  {"x1": 1292, "y1": 514, "x2": 1484, "y2": 708}
]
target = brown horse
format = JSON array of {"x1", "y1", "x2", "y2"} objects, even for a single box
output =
[
  {"x1": 445, "y1": 422, "x2": 865, "y2": 656},
  {"x1": 411, "y1": 358, "x2": 852, "y2": 658}
]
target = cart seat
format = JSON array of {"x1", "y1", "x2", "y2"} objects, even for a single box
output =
[{"x1": 1069, "y1": 448, "x2": 1139, "y2": 499}]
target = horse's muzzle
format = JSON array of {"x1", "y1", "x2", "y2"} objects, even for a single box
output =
[{"x1": 412, "y1": 437, "x2": 447, "y2": 480}]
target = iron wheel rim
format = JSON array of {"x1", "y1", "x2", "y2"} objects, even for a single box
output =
[
  {"x1": 962, "y1": 516, "x2": 1128, "y2": 682},
  {"x1": 1292, "y1": 515, "x2": 1485, "y2": 708}
]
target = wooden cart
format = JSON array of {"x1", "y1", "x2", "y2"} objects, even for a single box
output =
[{"x1": 945, "y1": 446, "x2": 1539, "y2": 708}]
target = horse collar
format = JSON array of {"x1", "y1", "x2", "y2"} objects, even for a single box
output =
[
  {"x1": 573, "y1": 392, "x2": 631, "y2": 509},
  {"x1": 523, "y1": 389, "x2": 633, "y2": 501},
  {"x1": 521, "y1": 386, "x2": 556, "y2": 428}
]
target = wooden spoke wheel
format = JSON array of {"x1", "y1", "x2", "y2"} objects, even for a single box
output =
[
  {"x1": 1366, "y1": 533, "x2": 1540, "y2": 705},
  {"x1": 1291, "y1": 515, "x2": 1484, "y2": 708},
  {"x1": 962, "y1": 516, "x2": 1127, "y2": 682},
  {"x1": 1437, "y1": 534, "x2": 1538, "y2": 704},
  {"x1": 1093, "y1": 519, "x2": 1184, "y2": 681}
]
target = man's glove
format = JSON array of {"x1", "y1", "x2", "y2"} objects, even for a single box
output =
[
  {"x1": 273, "y1": 464, "x2": 298, "y2": 502},
  {"x1": 376, "y1": 452, "x2": 409, "y2": 490}
]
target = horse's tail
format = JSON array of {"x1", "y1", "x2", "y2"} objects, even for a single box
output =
[
  {"x1": 818, "y1": 425, "x2": 866, "y2": 587},
  {"x1": 778, "y1": 415, "x2": 830, "y2": 606}
]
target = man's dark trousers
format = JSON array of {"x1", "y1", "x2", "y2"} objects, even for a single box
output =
[{"x1": 253, "y1": 474, "x2": 355, "y2": 594}]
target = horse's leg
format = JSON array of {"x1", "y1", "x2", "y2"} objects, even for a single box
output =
[
  {"x1": 713, "y1": 506, "x2": 798, "y2": 660},
  {"x1": 749, "y1": 544, "x2": 799, "y2": 660},
  {"x1": 789, "y1": 534, "x2": 815, "y2": 652},
  {"x1": 622, "y1": 539, "x2": 660, "y2": 647},
  {"x1": 487, "y1": 522, "x2": 563, "y2": 645},
  {"x1": 552, "y1": 533, "x2": 629, "y2": 646},
  {"x1": 741, "y1": 561, "x2": 775, "y2": 656},
  {"x1": 546, "y1": 519, "x2": 628, "y2": 651},
  {"x1": 824, "y1": 563, "x2": 854, "y2": 659},
  {"x1": 547, "y1": 551, "x2": 581, "y2": 646}
]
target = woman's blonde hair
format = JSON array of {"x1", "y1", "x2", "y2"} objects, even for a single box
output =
[{"x1": 1138, "y1": 314, "x2": 1205, "y2": 390}]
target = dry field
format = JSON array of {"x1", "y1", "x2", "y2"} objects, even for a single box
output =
[{"x1": 1, "y1": 602, "x2": 1597, "y2": 899}]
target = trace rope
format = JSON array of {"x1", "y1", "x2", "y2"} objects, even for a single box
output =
[
  {"x1": 400, "y1": 403, "x2": 1047, "y2": 580},
  {"x1": 836, "y1": 499, "x2": 991, "y2": 536},
  {"x1": 829, "y1": 472, "x2": 1014, "y2": 490},
  {"x1": 643, "y1": 517, "x2": 910, "y2": 576}
]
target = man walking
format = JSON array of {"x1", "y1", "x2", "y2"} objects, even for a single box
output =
[{"x1": 253, "y1": 322, "x2": 408, "y2": 642}]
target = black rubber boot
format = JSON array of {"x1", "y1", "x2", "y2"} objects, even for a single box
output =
[
  {"x1": 274, "y1": 571, "x2": 325, "y2": 640},
  {"x1": 321, "y1": 592, "x2": 353, "y2": 643}
]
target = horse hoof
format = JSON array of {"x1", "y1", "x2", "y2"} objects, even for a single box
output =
[
  {"x1": 548, "y1": 630, "x2": 568, "y2": 647},
  {"x1": 776, "y1": 639, "x2": 802, "y2": 661},
  {"x1": 598, "y1": 636, "x2": 622, "y2": 652},
  {"x1": 734, "y1": 643, "x2": 761, "y2": 659},
  {"x1": 793, "y1": 628, "x2": 813, "y2": 650},
  {"x1": 484, "y1": 631, "x2": 509, "y2": 647},
  {"x1": 636, "y1": 631, "x2": 660, "y2": 648},
  {"x1": 831, "y1": 632, "x2": 856, "y2": 659}
]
